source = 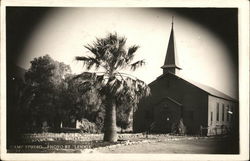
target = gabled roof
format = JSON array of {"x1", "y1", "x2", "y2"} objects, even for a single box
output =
[
  {"x1": 182, "y1": 76, "x2": 237, "y2": 102},
  {"x1": 156, "y1": 18, "x2": 237, "y2": 102},
  {"x1": 155, "y1": 73, "x2": 238, "y2": 102}
]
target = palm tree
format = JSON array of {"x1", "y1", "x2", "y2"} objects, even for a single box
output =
[
  {"x1": 76, "y1": 33, "x2": 150, "y2": 142},
  {"x1": 75, "y1": 33, "x2": 150, "y2": 142}
]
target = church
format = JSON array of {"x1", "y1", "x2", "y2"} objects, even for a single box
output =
[{"x1": 133, "y1": 20, "x2": 238, "y2": 136}]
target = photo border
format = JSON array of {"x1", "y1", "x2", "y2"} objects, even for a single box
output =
[{"x1": 1, "y1": 0, "x2": 249, "y2": 160}]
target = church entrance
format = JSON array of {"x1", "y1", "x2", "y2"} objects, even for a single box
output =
[
  {"x1": 153, "y1": 98, "x2": 182, "y2": 133},
  {"x1": 160, "y1": 110, "x2": 173, "y2": 133},
  {"x1": 153, "y1": 106, "x2": 176, "y2": 133}
]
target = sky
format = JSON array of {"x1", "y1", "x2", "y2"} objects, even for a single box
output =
[{"x1": 6, "y1": 7, "x2": 238, "y2": 99}]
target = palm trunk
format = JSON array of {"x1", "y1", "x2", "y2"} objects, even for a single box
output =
[{"x1": 103, "y1": 98, "x2": 117, "y2": 142}]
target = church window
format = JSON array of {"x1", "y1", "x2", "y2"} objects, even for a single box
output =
[
  {"x1": 216, "y1": 103, "x2": 219, "y2": 121},
  {"x1": 226, "y1": 105, "x2": 229, "y2": 121},
  {"x1": 210, "y1": 112, "x2": 213, "y2": 121},
  {"x1": 222, "y1": 104, "x2": 225, "y2": 121},
  {"x1": 229, "y1": 106, "x2": 233, "y2": 122}
]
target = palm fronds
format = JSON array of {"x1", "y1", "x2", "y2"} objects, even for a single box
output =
[
  {"x1": 125, "y1": 45, "x2": 139, "y2": 64},
  {"x1": 77, "y1": 33, "x2": 144, "y2": 72},
  {"x1": 75, "y1": 32, "x2": 150, "y2": 111},
  {"x1": 75, "y1": 56, "x2": 101, "y2": 70},
  {"x1": 130, "y1": 60, "x2": 145, "y2": 71}
]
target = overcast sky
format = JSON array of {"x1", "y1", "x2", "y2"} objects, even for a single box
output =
[{"x1": 7, "y1": 7, "x2": 238, "y2": 99}]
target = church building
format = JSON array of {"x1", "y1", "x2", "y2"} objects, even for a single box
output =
[{"x1": 133, "y1": 19, "x2": 238, "y2": 136}]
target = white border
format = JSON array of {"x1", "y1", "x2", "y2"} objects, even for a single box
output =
[
  {"x1": 1, "y1": 0, "x2": 249, "y2": 160},
  {"x1": 0, "y1": 0, "x2": 248, "y2": 7}
]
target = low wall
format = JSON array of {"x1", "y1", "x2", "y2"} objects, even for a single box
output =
[{"x1": 21, "y1": 133, "x2": 145, "y2": 142}]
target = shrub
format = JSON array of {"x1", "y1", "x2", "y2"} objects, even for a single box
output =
[
  {"x1": 78, "y1": 119, "x2": 98, "y2": 133},
  {"x1": 41, "y1": 121, "x2": 50, "y2": 133},
  {"x1": 171, "y1": 119, "x2": 186, "y2": 135}
]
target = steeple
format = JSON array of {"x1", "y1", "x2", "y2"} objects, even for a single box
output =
[{"x1": 161, "y1": 17, "x2": 181, "y2": 75}]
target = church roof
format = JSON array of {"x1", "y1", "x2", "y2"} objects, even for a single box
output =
[
  {"x1": 183, "y1": 76, "x2": 237, "y2": 102},
  {"x1": 161, "y1": 18, "x2": 181, "y2": 70},
  {"x1": 155, "y1": 73, "x2": 237, "y2": 102},
  {"x1": 156, "y1": 18, "x2": 237, "y2": 102}
]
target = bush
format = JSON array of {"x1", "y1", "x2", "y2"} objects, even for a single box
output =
[
  {"x1": 41, "y1": 121, "x2": 50, "y2": 133},
  {"x1": 78, "y1": 119, "x2": 98, "y2": 133},
  {"x1": 171, "y1": 119, "x2": 186, "y2": 135}
]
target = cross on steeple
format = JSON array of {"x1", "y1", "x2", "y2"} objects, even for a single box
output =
[{"x1": 161, "y1": 17, "x2": 181, "y2": 75}]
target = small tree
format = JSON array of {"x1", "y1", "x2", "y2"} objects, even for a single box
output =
[
  {"x1": 66, "y1": 74, "x2": 104, "y2": 130},
  {"x1": 76, "y1": 33, "x2": 150, "y2": 142},
  {"x1": 21, "y1": 55, "x2": 72, "y2": 131}
]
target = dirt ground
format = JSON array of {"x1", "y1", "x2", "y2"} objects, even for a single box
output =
[
  {"x1": 97, "y1": 137, "x2": 239, "y2": 154},
  {"x1": 7, "y1": 133, "x2": 239, "y2": 154}
]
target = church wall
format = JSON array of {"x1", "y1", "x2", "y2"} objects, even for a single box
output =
[
  {"x1": 181, "y1": 90, "x2": 208, "y2": 134},
  {"x1": 133, "y1": 76, "x2": 173, "y2": 132},
  {"x1": 169, "y1": 76, "x2": 208, "y2": 134},
  {"x1": 134, "y1": 74, "x2": 209, "y2": 135},
  {"x1": 207, "y1": 95, "x2": 238, "y2": 136}
]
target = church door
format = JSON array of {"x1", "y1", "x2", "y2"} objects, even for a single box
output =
[{"x1": 162, "y1": 110, "x2": 173, "y2": 133}]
